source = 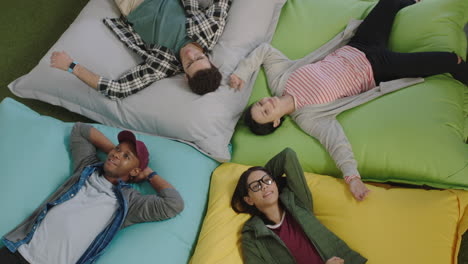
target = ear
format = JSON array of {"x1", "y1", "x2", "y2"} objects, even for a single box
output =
[
  {"x1": 243, "y1": 196, "x2": 254, "y2": 206},
  {"x1": 273, "y1": 118, "x2": 281, "y2": 128},
  {"x1": 129, "y1": 167, "x2": 141, "y2": 177}
]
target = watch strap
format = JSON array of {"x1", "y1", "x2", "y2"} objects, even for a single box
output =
[
  {"x1": 68, "y1": 61, "x2": 78, "y2": 73},
  {"x1": 147, "y1": 171, "x2": 158, "y2": 182}
]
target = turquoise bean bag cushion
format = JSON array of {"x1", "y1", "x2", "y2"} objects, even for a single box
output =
[
  {"x1": 0, "y1": 98, "x2": 219, "y2": 263},
  {"x1": 231, "y1": 0, "x2": 468, "y2": 188}
]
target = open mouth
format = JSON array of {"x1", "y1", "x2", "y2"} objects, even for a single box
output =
[{"x1": 106, "y1": 158, "x2": 118, "y2": 167}]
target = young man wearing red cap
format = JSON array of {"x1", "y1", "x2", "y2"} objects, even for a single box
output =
[{"x1": 0, "y1": 122, "x2": 184, "y2": 264}]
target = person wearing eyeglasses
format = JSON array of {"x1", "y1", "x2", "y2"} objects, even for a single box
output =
[
  {"x1": 50, "y1": 0, "x2": 232, "y2": 99},
  {"x1": 231, "y1": 148, "x2": 367, "y2": 264}
]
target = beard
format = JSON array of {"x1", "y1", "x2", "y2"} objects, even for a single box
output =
[{"x1": 103, "y1": 164, "x2": 122, "y2": 179}]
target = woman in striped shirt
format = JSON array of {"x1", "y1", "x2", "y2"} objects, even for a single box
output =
[{"x1": 229, "y1": 0, "x2": 467, "y2": 201}]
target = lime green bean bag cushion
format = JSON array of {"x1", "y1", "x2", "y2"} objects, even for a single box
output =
[
  {"x1": 231, "y1": 0, "x2": 468, "y2": 188},
  {"x1": 0, "y1": 98, "x2": 219, "y2": 263}
]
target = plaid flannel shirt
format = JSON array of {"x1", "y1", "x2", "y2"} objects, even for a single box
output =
[{"x1": 99, "y1": 0, "x2": 232, "y2": 100}]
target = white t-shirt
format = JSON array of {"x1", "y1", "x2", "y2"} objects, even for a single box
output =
[{"x1": 19, "y1": 171, "x2": 119, "y2": 264}]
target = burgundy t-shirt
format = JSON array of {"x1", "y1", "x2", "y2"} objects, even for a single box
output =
[{"x1": 268, "y1": 212, "x2": 324, "y2": 264}]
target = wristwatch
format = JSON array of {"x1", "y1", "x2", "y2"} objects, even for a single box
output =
[
  {"x1": 147, "y1": 171, "x2": 158, "y2": 182},
  {"x1": 68, "y1": 61, "x2": 78, "y2": 73}
]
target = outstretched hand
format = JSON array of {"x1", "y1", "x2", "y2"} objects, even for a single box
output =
[
  {"x1": 50, "y1": 51, "x2": 73, "y2": 72},
  {"x1": 229, "y1": 74, "x2": 245, "y2": 90},
  {"x1": 348, "y1": 178, "x2": 370, "y2": 201},
  {"x1": 326, "y1": 256, "x2": 344, "y2": 264}
]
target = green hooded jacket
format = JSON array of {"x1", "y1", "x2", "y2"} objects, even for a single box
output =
[{"x1": 241, "y1": 148, "x2": 367, "y2": 264}]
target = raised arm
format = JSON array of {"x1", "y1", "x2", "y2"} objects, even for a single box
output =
[
  {"x1": 70, "y1": 123, "x2": 115, "y2": 173},
  {"x1": 96, "y1": 61, "x2": 170, "y2": 100},
  {"x1": 231, "y1": 43, "x2": 291, "y2": 90},
  {"x1": 50, "y1": 51, "x2": 177, "y2": 100},
  {"x1": 297, "y1": 116, "x2": 370, "y2": 201},
  {"x1": 182, "y1": 0, "x2": 232, "y2": 50},
  {"x1": 137, "y1": 167, "x2": 175, "y2": 191},
  {"x1": 123, "y1": 168, "x2": 184, "y2": 226},
  {"x1": 264, "y1": 148, "x2": 313, "y2": 211},
  {"x1": 88, "y1": 126, "x2": 115, "y2": 154},
  {"x1": 50, "y1": 51, "x2": 100, "y2": 90},
  {"x1": 183, "y1": 0, "x2": 231, "y2": 19}
]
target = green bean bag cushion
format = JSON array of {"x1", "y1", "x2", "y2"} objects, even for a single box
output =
[
  {"x1": 231, "y1": 0, "x2": 468, "y2": 188},
  {"x1": 0, "y1": 98, "x2": 219, "y2": 263}
]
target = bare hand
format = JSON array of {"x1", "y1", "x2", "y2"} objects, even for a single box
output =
[
  {"x1": 129, "y1": 167, "x2": 153, "y2": 183},
  {"x1": 229, "y1": 74, "x2": 245, "y2": 90},
  {"x1": 348, "y1": 178, "x2": 370, "y2": 201},
  {"x1": 50, "y1": 51, "x2": 73, "y2": 71},
  {"x1": 326, "y1": 256, "x2": 344, "y2": 264}
]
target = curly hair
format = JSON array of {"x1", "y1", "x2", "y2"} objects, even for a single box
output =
[{"x1": 187, "y1": 62, "x2": 222, "y2": 95}]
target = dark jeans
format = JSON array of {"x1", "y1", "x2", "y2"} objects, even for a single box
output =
[
  {"x1": 348, "y1": 0, "x2": 459, "y2": 84},
  {"x1": 0, "y1": 247, "x2": 29, "y2": 264}
]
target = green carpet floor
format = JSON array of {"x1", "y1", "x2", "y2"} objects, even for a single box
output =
[
  {"x1": 0, "y1": 0, "x2": 91, "y2": 122},
  {"x1": 1, "y1": 0, "x2": 467, "y2": 262}
]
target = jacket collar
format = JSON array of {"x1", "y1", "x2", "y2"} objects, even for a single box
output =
[
  {"x1": 244, "y1": 191, "x2": 294, "y2": 238},
  {"x1": 90, "y1": 162, "x2": 131, "y2": 189}
]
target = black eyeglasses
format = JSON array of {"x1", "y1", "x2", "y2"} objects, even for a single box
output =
[{"x1": 248, "y1": 174, "x2": 274, "y2": 192}]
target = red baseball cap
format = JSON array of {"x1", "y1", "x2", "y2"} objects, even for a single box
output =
[{"x1": 117, "y1": 130, "x2": 149, "y2": 170}]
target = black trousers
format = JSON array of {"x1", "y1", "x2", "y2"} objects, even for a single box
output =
[
  {"x1": 348, "y1": 0, "x2": 459, "y2": 84},
  {"x1": 0, "y1": 247, "x2": 29, "y2": 264}
]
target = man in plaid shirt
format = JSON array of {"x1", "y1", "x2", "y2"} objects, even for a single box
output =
[{"x1": 50, "y1": 0, "x2": 232, "y2": 100}]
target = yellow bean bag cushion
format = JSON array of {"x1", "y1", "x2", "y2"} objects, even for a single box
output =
[{"x1": 190, "y1": 163, "x2": 468, "y2": 264}]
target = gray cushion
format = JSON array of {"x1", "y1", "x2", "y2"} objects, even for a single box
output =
[{"x1": 8, "y1": 0, "x2": 286, "y2": 161}]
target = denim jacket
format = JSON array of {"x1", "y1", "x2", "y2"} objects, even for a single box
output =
[{"x1": 2, "y1": 123, "x2": 184, "y2": 264}]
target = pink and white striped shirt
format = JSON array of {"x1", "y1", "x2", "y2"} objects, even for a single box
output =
[{"x1": 284, "y1": 45, "x2": 376, "y2": 109}]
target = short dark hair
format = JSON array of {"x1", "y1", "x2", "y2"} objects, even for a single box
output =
[
  {"x1": 231, "y1": 166, "x2": 286, "y2": 217},
  {"x1": 244, "y1": 103, "x2": 284, "y2": 135},
  {"x1": 187, "y1": 62, "x2": 222, "y2": 95}
]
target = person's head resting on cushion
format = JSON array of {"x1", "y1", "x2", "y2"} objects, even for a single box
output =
[
  {"x1": 104, "y1": 130, "x2": 150, "y2": 184},
  {"x1": 180, "y1": 43, "x2": 222, "y2": 95},
  {"x1": 231, "y1": 166, "x2": 286, "y2": 219},
  {"x1": 230, "y1": 161, "x2": 363, "y2": 264},
  {"x1": 244, "y1": 96, "x2": 294, "y2": 135}
]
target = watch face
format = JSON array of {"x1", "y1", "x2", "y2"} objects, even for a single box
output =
[{"x1": 68, "y1": 62, "x2": 77, "y2": 73}]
